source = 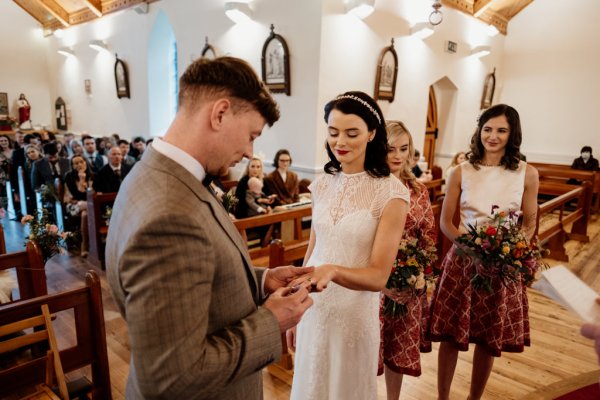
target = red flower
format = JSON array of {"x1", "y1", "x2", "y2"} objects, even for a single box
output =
[
  {"x1": 485, "y1": 226, "x2": 497, "y2": 236},
  {"x1": 424, "y1": 265, "x2": 433, "y2": 275}
]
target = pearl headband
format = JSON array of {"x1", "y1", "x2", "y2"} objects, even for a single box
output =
[{"x1": 335, "y1": 94, "x2": 382, "y2": 125}]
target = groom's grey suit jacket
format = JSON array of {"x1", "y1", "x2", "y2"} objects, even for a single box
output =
[{"x1": 106, "y1": 146, "x2": 281, "y2": 399}]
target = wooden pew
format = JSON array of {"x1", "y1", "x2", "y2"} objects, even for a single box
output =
[
  {"x1": 424, "y1": 178, "x2": 445, "y2": 203},
  {"x1": 0, "y1": 241, "x2": 47, "y2": 302},
  {"x1": 535, "y1": 182, "x2": 592, "y2": 262},
  {"x1": 234, "y1": 204, "x2": 312, "y2": 262},
  {"x1": 266, "y1": 239, "x2": 309, "y2": 373},
  {"x1": 0, "y1": 271, "x2": 112, "y2": 399},
  {"x1": 531, "y1": 162, "x2": 599, "y2": 214},
  {"x1": 86, "y1": 191, "x2": 117, "y2": 270}
]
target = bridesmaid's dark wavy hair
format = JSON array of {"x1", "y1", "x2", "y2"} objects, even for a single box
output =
[
  {"x1": 323, "y1": 91, "x2": 390, "y2": 177},
  {"x1": 467, "y1": 104, "x2": 524, "y2": 171}
]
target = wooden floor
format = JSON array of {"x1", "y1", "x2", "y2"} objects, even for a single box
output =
[{"x1": 3, "y1": 214, "x2": 599, "y2": 400}]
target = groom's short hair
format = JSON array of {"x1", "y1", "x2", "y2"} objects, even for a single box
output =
[{"x1": 178, "y1": 57, "x2": 280, "y2": 127}]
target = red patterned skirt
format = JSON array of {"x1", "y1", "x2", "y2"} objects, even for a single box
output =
[
  {"x1": 378, "y1": 291, "x2": 432, "y2": 377},
  {"x1": 427, "y1": 246, "x2": 530, "y2": 357}
]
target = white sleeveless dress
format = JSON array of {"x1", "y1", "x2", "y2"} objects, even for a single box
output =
[{"x1": 291, "y1": 171, "x2": 409, "y2": 400}]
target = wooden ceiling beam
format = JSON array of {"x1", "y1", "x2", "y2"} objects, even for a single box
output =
[
  {"x1": 36, "y1": 0, "x2": 70, "y2": 27},
  {"x1": 473, "y1": 0, "x2": 494, "y2": 17},
  {"x1": 83, "y1": 0, "x2": 103, "y2": 18}
]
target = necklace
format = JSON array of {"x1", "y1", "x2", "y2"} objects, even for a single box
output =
[{"x1": 480, "y1": 161, "x2": 501, "y2": 167}]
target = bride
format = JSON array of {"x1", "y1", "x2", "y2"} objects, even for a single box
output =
[{"x1": 287, "y1": 91, "x2": 409, "y2": 399}]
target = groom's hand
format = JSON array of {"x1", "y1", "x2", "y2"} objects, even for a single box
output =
[
  {"x1": 265, "y1": 266, "x2": 314, "y2": 295},
  {"x1": 265, "y1": 286, "x2": 313, "y2": 332}
]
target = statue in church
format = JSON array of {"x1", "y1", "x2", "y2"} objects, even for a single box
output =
[{"x1": 16, "y1": 93, "x2": 31, "y2": 127}]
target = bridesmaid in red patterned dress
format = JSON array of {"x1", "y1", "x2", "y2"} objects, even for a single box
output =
[
  {"x1": 428, "y1": 104, "x2": 539, "y2": 400},
  {"x1": 378, "y1": 121, "x2": 436, "y2": 400}
]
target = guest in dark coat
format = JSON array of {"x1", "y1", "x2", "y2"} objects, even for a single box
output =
[
  {"x1": 571, "y1": 146, "x2": 600, "y2": 171},
  {"x1": 64, "y1": 155, "x2": 94, "y2": 256},
  {"x1": 31, "y1": 142, "x2": 71, "y2": 190},
  {"x1": 93, "y1": 147, "x2": 132, "y2": 193}
]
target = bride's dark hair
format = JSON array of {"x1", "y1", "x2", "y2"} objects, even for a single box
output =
[
  {"x1": 467, "y1": 104, "x2": 524, "y2": 171},
  {"x1": 323, "y1": 91, "x2": 390, "y2": 177}
]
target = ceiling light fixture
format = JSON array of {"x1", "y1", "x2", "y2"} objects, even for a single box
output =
[
  {"x1": 429, "y1": 0, "x2": 443, "y2": 26},
  {"x1": 410, "y1": 22, "x2": 434, "y2": 39},
  {"x1": 471, "y1": 45, "x2": 491, "y2": 58},
  {"x1": 89, "y1": 40, "x2": 109, "y2": 52},
  {"x1": 224, "y1": 1, "x2": 253, "y2": 23},
  {"x1": 345, "y1": 0, "x2": 375, "y2": 19},
  {"x1": 57, "y1": 47, "x2": 75, "y2": 57}
]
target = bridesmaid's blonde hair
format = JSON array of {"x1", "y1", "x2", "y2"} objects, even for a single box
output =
[{"x1": 386, "y1": 120, "x2": 419, "y2": 191}]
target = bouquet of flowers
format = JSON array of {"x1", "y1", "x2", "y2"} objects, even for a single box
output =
[
  {"x1": 383, "y1": 234, "x2": 439, "y2": 317},
  {"x1": 103, "y1": 206, "x2": 112, "y2": 226},
  {"x1": 21, "y1": 210, "x2": 71, "y2": 262},
  {"x1": 455, "y1": 205, "x2": 549, "y2": 292},
  {"x1": 221, "y1": 189, "x2": 239, "y2": 214}
]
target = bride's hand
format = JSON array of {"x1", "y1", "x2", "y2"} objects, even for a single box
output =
[{"x1": 288, "y1": 264, "x2": 337, "y2": 292}]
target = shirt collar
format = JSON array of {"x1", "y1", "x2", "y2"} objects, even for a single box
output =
[{"x1": 152, "y1": 137, "x2": 206, "y2": 183}]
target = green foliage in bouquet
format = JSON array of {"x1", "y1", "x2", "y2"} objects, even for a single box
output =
[
  {"x1": 383, "y1": 234, "x2": 438, "y2": 317},
  {"x1": 455, "y1": 205, "x2": 549, "y2": 293},
  {"x1": 21, "y1": 210, "x2": 71, "y2": 262},
  {"x1": 221, "y1": 189, "x2": 239, "y2": 214}
]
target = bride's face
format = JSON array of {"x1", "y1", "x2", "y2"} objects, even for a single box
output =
[
  {"x1": 480, "y1": 115, "x2": 510, "y2": 155},
  {"x1": 326, "y1": 109, "x2": 374, "y2": 171}
]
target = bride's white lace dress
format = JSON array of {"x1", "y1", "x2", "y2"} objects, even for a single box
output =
[{"x1": 291, "y1": 171, "x2": 409, "y2": 400}]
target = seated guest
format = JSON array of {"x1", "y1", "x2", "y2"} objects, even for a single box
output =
[
  {"x1": 411, "y1": 149, "x2": 433, "y2": 183},
  {"x1": 22, "y1": 144, "x2": 42, "y2": 214},
  {"x1": 571, "y1": 146, "x2": 599, "y2": 171},
  {"x1": 93, "y1": 147, "x2": 131, "y2": 193},
  {"x1": 31, "y1": 142, "x2": 71, "y2": 190},
  {"x1": 264, "y1": 149, "x2": 299, "y2": 205},
  {"x1": 69, "y1": 139, "x2": 85, "y2": 159},
  {"x1": 235, "y1": 155, "x2": 269, "y2": 218},
  {"x1": 445, "y1": 151, "x2": 466, "y2": 179},
  {"x1": 132, "y1": 136, "x2": 147, "y2": 161},
  {"x1": 64, "y1": 155, "x2": 93, "y2": 257},
  {"x1": 117, "y1": 139, "x2": 137, "y2": 166},
  {"x1": 55, "y1": 139, "x2": 68, "y2": 158},
  {"x1": 245, "y1": 177, "x2": 273, "y2": 217},
  {"x1": 82, "y1": 135, "x2": 107, "y2": 173}
]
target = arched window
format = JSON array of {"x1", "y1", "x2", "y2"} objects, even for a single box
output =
[{"x1": 148, "y1": 10, "x2": 177, "y2": 137}]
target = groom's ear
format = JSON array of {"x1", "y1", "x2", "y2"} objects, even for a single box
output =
[{"x1": 209, "y1": 99, "x2": 232, "y2": 130}]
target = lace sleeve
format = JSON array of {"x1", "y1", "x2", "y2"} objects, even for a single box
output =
[
  {"x1": 308, "y1": 173, "x2": 327, "y2": 204},
  {"x1": 371, "y1": 176, "x2": 410, "y2": 220}
]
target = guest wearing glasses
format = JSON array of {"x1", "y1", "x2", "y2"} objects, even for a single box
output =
[{"x1": 264, "y1": 149, "x2": 299, "y2": 205}]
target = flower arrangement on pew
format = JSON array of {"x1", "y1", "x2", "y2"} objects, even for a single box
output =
[
  {"x1": 21, "y1": 210, "x2": 71, "y2": 262},
  {"x1": 455, "y1": 205, "x2": 549, "y2": 293},
  {"x1": 221, "y1": 189, "x2": 239, "y2": 214},
  {"x1": 382, "y1": 233, "x2": 439, "y2": 317}
]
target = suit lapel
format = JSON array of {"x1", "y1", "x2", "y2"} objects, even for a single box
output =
[{"x1": 143, "y1": 148, "x2": 260, "y2": 300}]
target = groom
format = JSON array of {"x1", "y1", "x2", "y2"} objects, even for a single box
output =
[{"x1": 106, "y1": 57, "x2": 313, "y2": 399}]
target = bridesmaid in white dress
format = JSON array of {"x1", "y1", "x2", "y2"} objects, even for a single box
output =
[{"x1": 287, "y1": 91, "x2": 410, "y2": 400}]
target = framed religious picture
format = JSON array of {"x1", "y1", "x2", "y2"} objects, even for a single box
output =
[
  {"x1": 201, "y1": 37, "x2": 217, "y2": 59},
  {"x1": 0, "y1": 92, "x2": 8, "y2": 117},
  {"x1": 261, "y1": 24, "x2": 290, "y2": 96},
  {"x1": 55, "y1": 97, "x2": 67, "y2": 131},
  {"x1": 84, "y1": 79, "x2": 92, "y2": 96},
  {"x1": 114, "y1": 55, "x2": 130, "y2": 99},
  {"x1": 480, "y1": 68, "x2": 496, "y2": 109},
  {"x1": 374, "y1": 39, "x2": 398, "y2": 102}
]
